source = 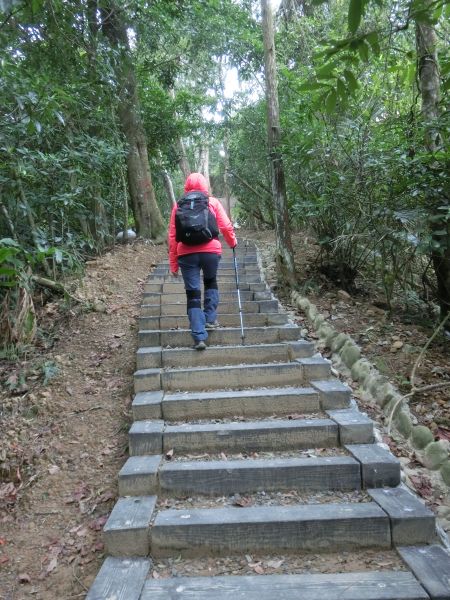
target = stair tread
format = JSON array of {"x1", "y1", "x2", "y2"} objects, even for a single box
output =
[
  {"x1": 164, "y1": 386, "x2": 316, "y2": 401},
  {"x1": 164, "y1": 417, "x2": 336, "y2": 432},
  {"x1": 140, "y1": 571, "x2": 429, "y2": 600},
  {"x1": 153, "y1": 500, "x2": 386, "y2": 524}
]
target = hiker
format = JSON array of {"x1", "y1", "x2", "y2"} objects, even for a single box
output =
[{"x1": 168, "y1": 172, "x2": 237, "y2": 350}]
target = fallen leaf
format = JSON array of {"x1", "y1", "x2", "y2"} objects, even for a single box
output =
[
  {"x1": 99, "y1": 490, "x2": 115, "y2": 503},
  {"x1": 165, "y1": 449, "x2": 174, "y2": 460},
  {"x1": 89, "y1": 515, "x2": 108, "y2": 531},
  {"x1": 18, "y1": 573, "x2": 31, "y2": 584},
  {"x1": 0, "y1": 556, "x2": 10, "y2": 564},
  {"x1": 233, "y1": 495, "x2": 252, "y2": 507},
  {"x1": 46, "y1": 557, "x2": 58, "y2": 574},
  {"x1": 436, "y1": 427, "x2": 450, "y2": 442},
  {"x1": 266, "y1": 559, "x2": 284, "y2": 569},
  {"x1": 93, "y1": 542, "x2": 104, "y2": 552},
  {"x1": 152, "y1": 571, "x2": 160, "y2": 579},
  {"x1": 410, "y1": 474, "x2": 433, "y2": 498}
]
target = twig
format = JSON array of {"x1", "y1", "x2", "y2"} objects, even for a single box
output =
[
  {"x1": 68, "y1": 405, "x2": 103, "y2": 416},
  {"x1": 72, "y1": 557, "x2": 88, "y2": 593},
  {"x1": 31, "y1": 275, "x2": 81, "y2": 303}
]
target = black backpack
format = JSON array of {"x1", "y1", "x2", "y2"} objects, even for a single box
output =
[{"x1": 175, "y1": 191, "x2": 219, "y2": 245}]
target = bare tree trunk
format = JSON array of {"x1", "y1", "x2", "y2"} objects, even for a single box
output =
[
  {"x1": 223, "y1": 136, "x2": 231, "y2": 218},
  {"x1": 261, "y1": 0, "x2": 296, "y2": 286},
  {"x1": 198, "y1": 144, "x2": 211, "y2": 192},
  {"x1": 169, "y1": 89, "x2": 191, "y2": 179},
  {"x1": 158, "y1": 153, "x2": 177, "y2": 207},
  {"x1": 0, "y1": 193, "x2": 17, "y2": 240},
  {"x1": 100, "y1": 3, "x2": 164, "y2": 239},
  {"x1": 416, "y1": 11, "x2": 450, "y2": 331},
  {"x1": 120, "y1": 168, "x2": 129, "y2": 242},
  {"x1": 176, "y1": 138, "x2": 191, "y2": 180}
]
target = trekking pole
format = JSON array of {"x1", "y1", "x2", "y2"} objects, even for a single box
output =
[{"x1": 233, "y1": 246, "x2": 245, "y2": 345}]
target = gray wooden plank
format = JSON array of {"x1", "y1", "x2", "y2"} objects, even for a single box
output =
[
  {"x1": 346, "y1": 443, "x2": 401, "y2": 487},
  {"x1": 104, "y1": 496, "x2": 156, "y2": 556},
  {"x1": 129, "y1": 420, "x2": 164, "y2": 456},
  {"x1": 327, "y1": 408, "x2": 374, "y2": 444},
  {"x1": 368, "y1": 486, "x2": 436, "y2": 545},
  {"x1": 311, "y1": 379, "x2": 352, "y2": 409},
  {"x1": 140, "y1": 571, "x2": 429, "y2": 600},
  {"x1": 86, "y1": 557, "x2": 151, "y2": 600},
  {"x1": 151, "y1": 502, "x2": 390, "y2": 557},
  {"x1": 296, "y1": 357, "x2": 331, "y2": 380},
  {"x1": 162, "y1": 386, "x2": 319, "y2": 420},
  {"x1": 132, "y1": 391, "x2": 163, "y2": 420},
  {"x1": 162, "y1": 362, "x2": 304, "y2": 392},
  {"x1": 162, "y1": 419, "x2": 339, "y2": 453},
  {"x1": 159, "y1": 456, "x2": 360, "y2": 495},
  {"x1": 398, "y1": 545, "x2": 450, "y2": 600},
  {"x1": 118, "y1": 455, "x2": 161, "y2": 496}
]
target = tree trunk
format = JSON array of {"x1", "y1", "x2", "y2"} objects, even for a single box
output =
[
  {"x1": 100, "y1": 3, "x2": 164, "y2": 239},
  {"x1": 176, "y1": 137, "x2": 191, "y2": 180},
  {"x1": 158, "y1": 153, "x2": 177, "y2": 207},
  {"x1": 197, "y1": 144, "x2": 211, "y2": 192},
  {"x1": 169, "y1": 89, "x2": 191, "y2": 180},
  {"x1": 261, "y1": 0, "x2": 296, "y2": 286},
  {"x1": 223, "y1": 136, "x2": 231, "y2": 218},
  {"x1": 416, "y1": 12, "x2": 450, "y2": 331}
]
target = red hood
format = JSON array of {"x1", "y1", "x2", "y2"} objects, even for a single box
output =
[{"x1": 184, "y1": 173, "x2": 209, "y2": 194}]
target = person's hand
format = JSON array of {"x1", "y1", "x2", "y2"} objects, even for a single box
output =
[
  {"x1": 171, "y1": 271, "x2": 179, "y2": 278},
  {"x1": 232, "y1": 241, "x2": 238, "y2": 249}
]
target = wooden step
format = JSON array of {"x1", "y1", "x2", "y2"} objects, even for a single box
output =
[
  {"x1": 143, "y1": 289, "x2": 269, "y2": 304},
  {"x1": 103, "y1": 495, "x2": 157, "y2": 556},
  {"x1": 150, "y1": 501, "x2": 390, "y2": 556},
  {"x1": 158, "y1": 456, "x2": 361, "y2": 496},
  {"x1": 138, "y1": 324, "x2": 301, "y2": 348},
  {"x1": 138, "y1": 312, "x2": 289, "y2": 330},
  {"x1": 86, "y1": 557, "x2": 150, "y2": 600},
  {"x1": 144, "y1": 358, "x2": 330, "y2": 393},
  {"x1": 140, "y1": 572, "x2": 429, "y2": 600},
  {"x1": 398, "y1": 544, "x2": 450, "y2": 600},
  {"x1": 149, "y1": 274, "x2": 262, "y2": 283},
  {"x1": 368, "y1": 486, "x2": 435, "y2": 545},
  {"x1": 144, "y1": 281, "x2": 268, "y2": 293},
  {"x1": 141, "y1": 299, "x2": 279, "y2": 317},
  {"x1": 161, "y1": 418, "x2": 339, "y2": 454},
  {"x1": 128, "y1": 418, "x2": 339, "y2": 456},
  {"x1": 136, "y1": 341, "x2": 314, "y2": 369},
  {"x1": 160, "y1": 386, "x2": 320, "y2": 420},
  {"x1": 117, "y1": 454, "x2": 362, "y2": 498}
]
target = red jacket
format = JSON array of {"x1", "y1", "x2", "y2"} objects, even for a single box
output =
[{"x1": 168, "y1": 173, "x2": 237, "y2": 274}]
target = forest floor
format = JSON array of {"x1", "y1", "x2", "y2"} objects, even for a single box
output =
[
  {"x1": 1, "y1": 231, "x2": 449, "y2": 599},
  {"x1": 0, "y1": 241, "x2": 165, "y2": 600}
]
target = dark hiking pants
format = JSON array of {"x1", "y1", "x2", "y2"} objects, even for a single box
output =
[{"x1": 178, "y1": 252, "x2": 220, "y2": 343}]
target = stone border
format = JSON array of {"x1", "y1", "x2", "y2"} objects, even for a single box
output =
[{"x1": 290, "y1": 291, "x2": 450, "y2": 488}]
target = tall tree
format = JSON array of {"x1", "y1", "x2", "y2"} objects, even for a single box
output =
[
  {"x1": 100, "y1": 2, "x2": 164, "y2": 239},
  {"x1": 261, "y1": 0, "x2": 296, "y2": 285},
  {"x1": 415, "y1": 3, "x2": 449, "y2": 332}
]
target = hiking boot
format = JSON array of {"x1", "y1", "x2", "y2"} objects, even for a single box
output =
[
  {"x1": 206, "y1": 321, "x2": 220, "y2": 329},
  {"x1": 193, "y1": 340, "x2": 207, "y2": 351}
]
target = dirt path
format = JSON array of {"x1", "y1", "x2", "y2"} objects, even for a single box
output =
[{"x1": 0, "y1": 242, "x2": 165, "y2": 600}]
